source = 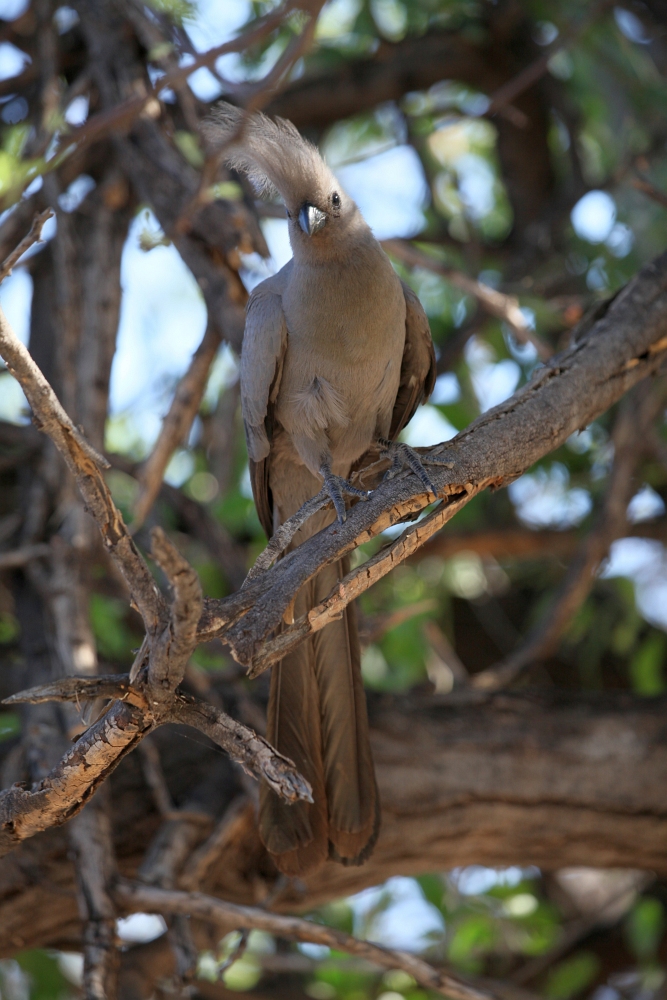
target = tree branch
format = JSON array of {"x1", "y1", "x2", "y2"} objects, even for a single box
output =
[
  {"x1": 0, "y1": 207, "x2": 52, "y2": 284},
  {"x1": 471, "y1": 380, "x2": 667, "y2": 690},
  {"x1": 131, "y1": 326, "x2": 222, "y2": 530},
  {"x1": 0, "y1": 290, "x2": 165, "y2": 632},
  {"x1": 383, "y1": 240, "x2": 551, "y2": 358},
  {"x1": 114, "y1": 880, "x2": 493, "y2": 1000}
]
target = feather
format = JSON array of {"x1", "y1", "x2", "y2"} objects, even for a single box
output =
[{"x1": 203, "y1": 102, "x2": 338, "y2": 210}]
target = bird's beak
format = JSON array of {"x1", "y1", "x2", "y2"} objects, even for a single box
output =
[{"x1": 298, "y1": 203, "x2": 327, "y2": 237}]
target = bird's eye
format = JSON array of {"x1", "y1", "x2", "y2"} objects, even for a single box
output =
[{"x1": 332, "y1": 192, "x2": 341, "y2": 209}]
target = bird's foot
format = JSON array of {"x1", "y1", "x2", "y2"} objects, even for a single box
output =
[
  {"x1": 244, "y1": 469, "x2": 368, "y2": 584},
  {"x1": 319, "y1": 462, "x2": 369, "y2": 524},
  {"x1": 378, "y1": 438, "x2": 453, "y2": 497}
]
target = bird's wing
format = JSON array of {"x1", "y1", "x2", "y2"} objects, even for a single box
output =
[
  {"x1": 241, "y1": 282, "x2": 288, "y2": 538},
  {"x1": 388, "y1": 280, "x2": 436, "y2": 439}
]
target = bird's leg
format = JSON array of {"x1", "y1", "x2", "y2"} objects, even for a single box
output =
[
  {"x1": 319, "y1": 460, "x2": 369, "y2": 524},
  {"x1": 378, "y1": 438, "x2": 454, "y2": 497},
  {"x1": 244, "y1": 467, "x2": 369, "y2": 584}
]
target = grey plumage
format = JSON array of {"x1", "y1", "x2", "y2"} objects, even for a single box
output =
[{"x1": 205, "y1": 103, "x2": 435, "y2": 876}]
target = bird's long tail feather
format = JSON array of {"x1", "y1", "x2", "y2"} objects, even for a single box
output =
[{"x1": 258, "y1": 556, "x2": 379, "y2": 877}]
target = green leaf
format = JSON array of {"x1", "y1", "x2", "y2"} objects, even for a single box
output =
[
  {"x1": 14, "y1": 950, "x2": 70, "y2": 999},
  {"x1": 416, "y1": 873, "x2": 445, "y2": 912},
  {"x1": 0, "y1": 612, "x2": 19, "y2": 644},
  {"x1": 0, "y1": 712, "x2": 20, "y2": 742},
  {"x1": 545, "y1": 952, "x2": 600, "y2": 999},
  {"x1": 447, "y1": 913, "x2": 498, "y2": 972},
  {"x1": 630, "y1": 633, "x2": 666, "y2": 695},
  {"x1": 89, "y1": 594, "x2": 140, "y2": 663},
  {"x1": 174, "y1": 130, "x2": 204, "y2": 169},
  {"x1": 626, "y1": 897, "x2": 665, "y2": 961},
  {"x1": 144, "y1": 0, "x2": 195, "y2": 25}
]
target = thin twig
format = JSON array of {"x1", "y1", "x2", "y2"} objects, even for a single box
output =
[
  {"x1": 0, "y1": 208, "x2": 53, "y2": 284},
  {"x1": 632, "y1": 175, "x2": 667, "y2": 210},
  {"x1": 70, "y1": 792, "x2": 119, "y2": 1000},
  {"x1": 52, "y1": 0, "x2": 315, "y2": 164},
  {"x1": 131, "y1": 326, "x2": 222, "y2": 530},
  {"x1": 485, "y1": 0, "x2": 613, "y2": 118},
  {"x1": 0, "y1": 543, "x2": 51, "y2": 569},
  {"x1": 147, "y1": 526, "x2": 202, "y2": 692},
  {"x1": 382, "y1": 239, "x2": 552, "y2": 358},
  {"x1": 138, "y1": 739, "x2": 175, "y2": 817},
  {"x1": 0, "y1": 281, "x2": 165, "y2": 631},
  {"x1": 115, "y1": 880, "x2": 494, "y2": 1000},
  {"x1": 2, "y1": 673, "x2": 145, "y2": 707}
]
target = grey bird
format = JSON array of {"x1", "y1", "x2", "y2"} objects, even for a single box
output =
[{"x1": 204, "y1": 104, "x2": 436, "y2": 876}]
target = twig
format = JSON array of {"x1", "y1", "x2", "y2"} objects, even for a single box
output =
[
  {"x1": 131, "y1": 326, "x2": 222, "y2": 530},
  {"x1": 70, "y1": 792, "x2": 119, "y2": 1000},
  {"x1": 179, "y1": 795, "x2": 251, "y2": 890},
  {"x1": 2, "y1": 673, "x2": 145, "y2": 707},
  {"x1": 632, "y1": 175, "x2": 667, "y2": 210},
  {"x1": 0, "y1": 699, "x2": 151, "y2": 856},
  {"x1": 359, "y1": 599, "x2": 438, "y2": 647},
  {"x1": 485, "y1": 0, "x2": 613, "y2": 119},
  {"x1": 52, "y1": 0, "x2": 315, "y2": 164},
  {"x1": 413, "y1": 520, "x2": 667, "y2": 564},
  {"x1": 382, "y1": 240, "x2": 552, "y2": 358},
  {"x1": 114, "y1": 880, "x2": 494, "y2": 1000},
  {"x1": 0, "y1": 208, "x2": 53, "y2": 284},
  {"x1": 244, "y1": 488, "x2": 332, "y2": 582},
  {"x1": 170, "y1": 694, "x2": 313, "y2": 803},
  {"x1": 146, "y1": 526, "x2": 202, "y2": 692},
  {"x1": 138, "y1": 739, "x2": 174, "y2": 818},
  {"x1": 216, "y1": 929, "x2": 250, "y2": 976},
  {"x1": 0, "y1": 280, "x2": 165, "y2": 632},
  {"x1": 0, "y1": 543, "x2": 51, "y2": 569}
]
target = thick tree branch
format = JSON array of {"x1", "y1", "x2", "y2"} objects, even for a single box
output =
[{"x1": 6, "y1": 690, "x2": 667, "y2": 953}]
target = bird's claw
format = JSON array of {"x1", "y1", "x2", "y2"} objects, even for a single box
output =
[
  {"x1": 378, "y1": 438, "x2": 445, "y2": 497},
  {"x1": 319, "y1": 463, "x2": 369, "y2": 524}
]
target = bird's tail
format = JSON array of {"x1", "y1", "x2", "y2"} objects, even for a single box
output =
[{"x1": 258, "y1": 556, "x2": 379, "y2": 877}]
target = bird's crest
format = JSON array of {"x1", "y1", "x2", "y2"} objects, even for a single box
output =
[{"x1": 202, "y1": 102, "x2": 337, "y2": 210}]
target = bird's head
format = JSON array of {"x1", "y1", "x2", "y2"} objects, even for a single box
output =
[{"x1": 202, "y1": 103, "x2": 367, "y2": 260}]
